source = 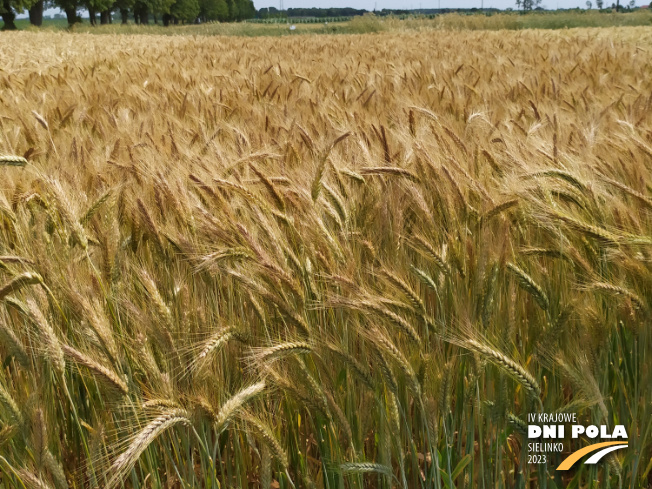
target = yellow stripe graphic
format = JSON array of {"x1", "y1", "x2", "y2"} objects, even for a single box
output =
[{"x1": 557, "y1": 441, "x2": 628, "y2": 471}]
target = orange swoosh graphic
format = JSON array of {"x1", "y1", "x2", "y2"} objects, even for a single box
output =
[{"x1": 557, "y1": 442, "x2": 628, "y2": 470}]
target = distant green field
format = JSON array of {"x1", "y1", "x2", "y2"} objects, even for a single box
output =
[
  {"x1": 11, "y1": 17, "x2": 70, "y2": 29},
  {"x1": 3, "y1": 16, "x2": 334, "y2": 35}
]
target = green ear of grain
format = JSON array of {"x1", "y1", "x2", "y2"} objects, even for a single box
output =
[
  {"x1": 340, "y1": 462, "x2": 393, "y2": 477},
  {"x1": 467, "y1": 339, "x2": 541, "y2": 399},
  {"x1": 507, "y1": 263, "x2": 549, "y2": 311},
  {"x1": 81, "y1": 189, "x2": 113, "y2": 224},
  {"x1": 0, "y1": 155, "x2": 27, "y2": 167}
]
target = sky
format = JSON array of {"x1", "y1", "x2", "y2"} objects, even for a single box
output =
[{"x1": 254, "y1": 0, "x2": 633, "y2": 9}]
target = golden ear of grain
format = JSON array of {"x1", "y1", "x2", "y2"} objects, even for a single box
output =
[
  {"x1": 550, "y1": 211, "x2": 620, "y2": 245},
  {"x1": 32, "y1": 111, "x2": 49, "y2": 130},
  {"x1": 359, "y1": 299, "x2": 420, "y2": 344},
  {"x1": 107, "y1": 409, "x2": 190, "y2": 489},
  {"x1": 0, "y1": 255, "x2": 35, "y2": 266},
  {"x1": 381, "y1": 269, "x2": 425, "y2": 314},
  {"x1": 339, "y1": 168, "x2": 366, "y2": 184},
  {"x1": 26, "y1": 299, "x2": 65, "y2": 376},
  {"x1": 368, "y1": 328, "x2": 420, "y2": 395},
  {"x1": 137, "y1": 270, "x2": 173, "y2": 328},
  {"x1": 250, "y1": 342, "x2": 313, "y2": 366},
  {"x1": 466, "y1": 339, "x2": 540, "y2": 399},
  {"x1": 250, "y1": 164, "x2": 286, "y2": 211},
  {"x1": 410, "y1": 235, "x2": 451, "y2": 276},
  {"x1": 61, "y1": 344, "x2": 128, "y2": 395},
  {"x1": 190, "y1": 326, "x2": 237, "y2": 375},
  {"x1": 529, "y1": 169, "x2": 586, "y2": 191},
  {"x1": 325, "y1": 390, "x2": 353, "y2": 448},
  {"x1": 360, "y1": 166, "x2": 420, "y2": 182},
  {"x1": 481, "y1": 199, "x2": 519, "y2": 225},
  {"x1": 601, "y1": 175, "x2": 652, "y2": 209},
  {"x1": 214, "y1": 381, "x2": 266, "y2": 429},
  {"x1": 311, "y1": 159, "x2": 327, "y2": 202},
  {"x1": 322, "y1": 183, "x2": 348, "y2": 225},
  {"x1": 0, "y1": 317, "x2": 29, "y2": 368},
  {"x1": 589, "y1": 282, "x2": 646, "y2": 312},
  {"x1": 0, "y1": 382, "x2": 23, "y2": 426},
  {"x1": 244, "y1": 415, "x2": 289, "y2": 469},
  {"x1": 0, "y1": 272, "x2": 43, "y2": 301},
  {"x1": 0, "y1": 424, "x2": 18, "y2": 448},
  {"x1": 17, "y1": 469, "x2": 53, "y2": 489}
]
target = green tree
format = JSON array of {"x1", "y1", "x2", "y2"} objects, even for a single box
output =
[
  {"x1": 517, "y1": 0, "x2": 541, "y2": 9},
  {"x1": 98, "y1": 8, "x2": 112, "y2": 23},
  {"x1": 234, "y1": 0, "x2": 253, "y2": 19},
  {"x1": 225, "y1": 0, "x2": 236, "y2": 20},
  {"x1": 1, "y1": 0, "x2": 37, "y2": 29},
  {"x1": 170, "y1": 0, "x2": 198, "y2": 22},
  {"x1": 28, "y1": 0, "x2": 43, "y2": 26},
  {"x1": 115, "y1": 0, "x2": 133, "y2": 23},
  {"x1": 199, "y1": 0, "x2": 227, "y2": 21},
  {"x1": 224, "y1": 0, "x2": 253, "y2": 20},
  {"x1": 85, "y1": 0, "x2": 112, "y2": 24},
  {"x1": 132, "y1": 0, "x2": 148, "y2": 23},
  {"x1": 150, "y1": 0, "x2": 174, "y2": 21},
  {"x1": 54, "y1": 0, "x2": 83, "y2": 25},
  {"x1": 135, "y1": 0, "x2": 174, "y2": 23}
]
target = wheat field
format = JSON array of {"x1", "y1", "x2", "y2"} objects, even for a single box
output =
[{"x1": 0, "y1": 27, "x2": 651, "y2": 488}]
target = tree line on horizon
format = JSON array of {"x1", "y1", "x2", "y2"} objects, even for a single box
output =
[
  {"x1": 0, "y1": 0, "x2": 254, "y2": 29},
  {"x1": 0, "y1": 3, "x2": 535, "y2": 30}
]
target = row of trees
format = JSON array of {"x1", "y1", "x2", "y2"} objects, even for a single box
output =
[{"x1": 1, "y1": 0, "x2": 254, "y2": 29}]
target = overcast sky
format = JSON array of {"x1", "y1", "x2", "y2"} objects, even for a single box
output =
[{"x1": 255, "y1": 0, "x2": 634, "y2": 9}]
